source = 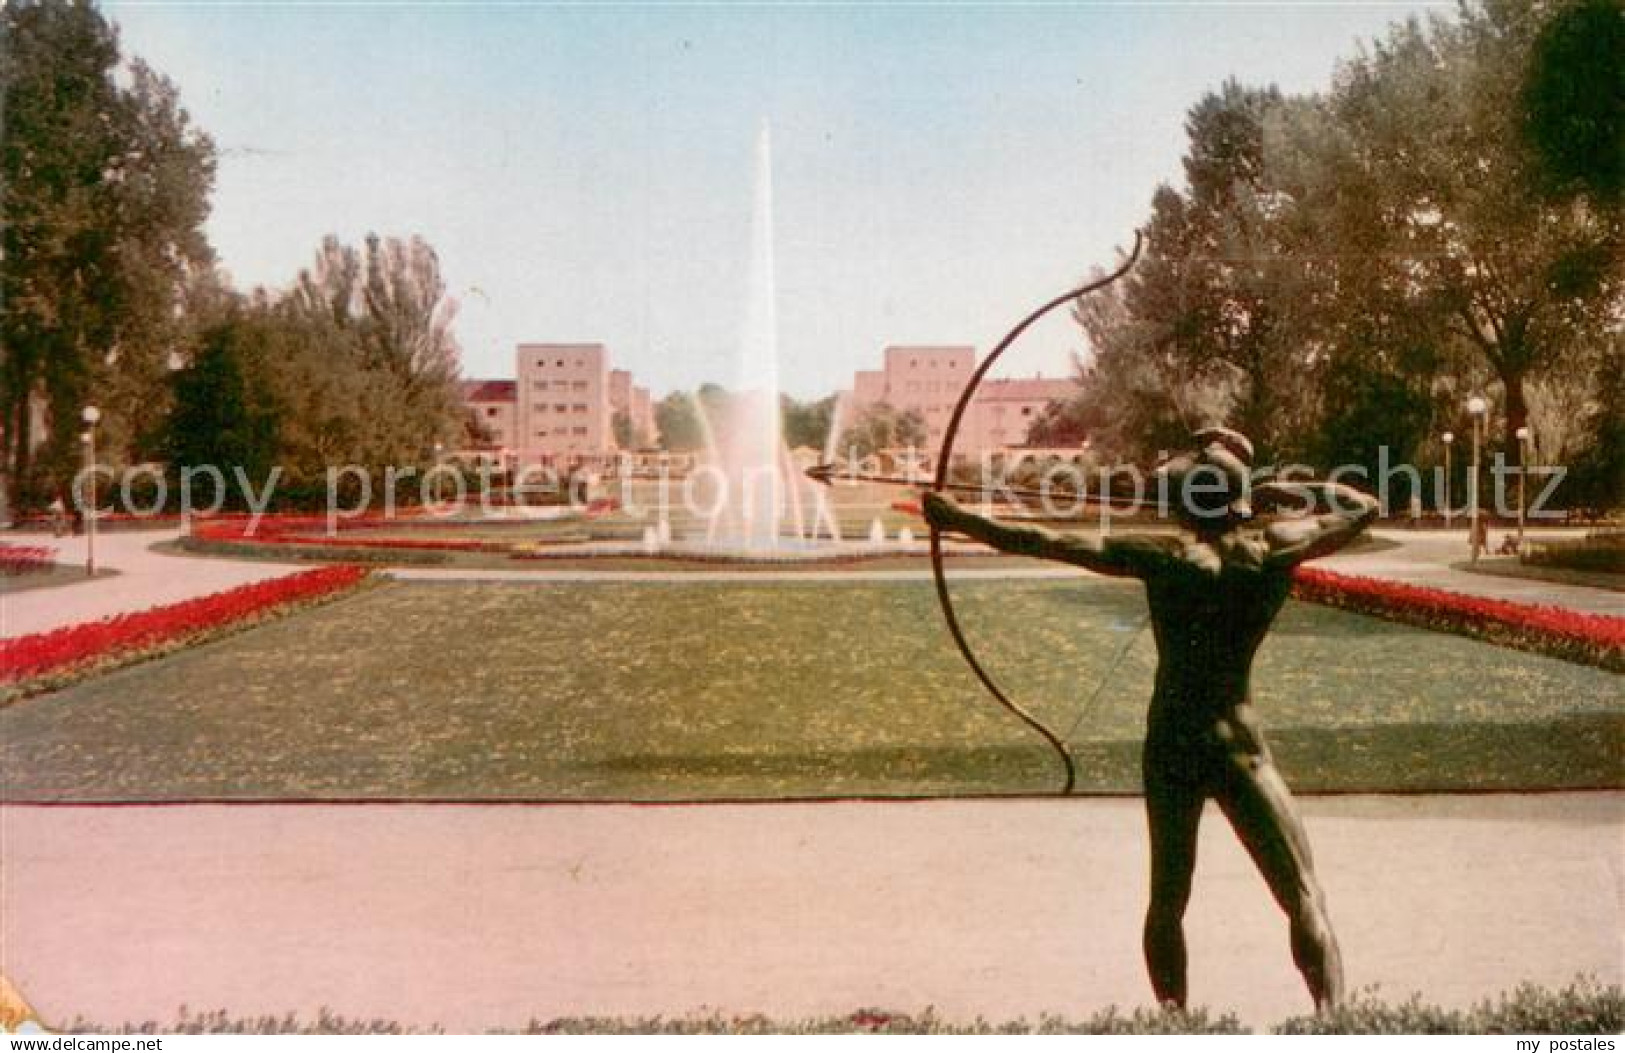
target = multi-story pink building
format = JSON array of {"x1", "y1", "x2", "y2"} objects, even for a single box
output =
[
  {"x1": 459, "y1": 343, "x2": 658, "y2": 466},
  {"x1": 844, "y1": 344, "x2": 1075, "y2": 459},
  {"x1": 517, "y1": 343, "x2": 611, "y2": 459}
]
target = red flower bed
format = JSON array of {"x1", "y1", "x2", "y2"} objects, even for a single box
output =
[
  {"x1": 0, "y1": 543, "x2": 56, "y2": 576},
  {"x1": 191, "y1": 516, "x2": 508, "y2": 553},
  {"x1": 0, "y1": 564, "x2": 368, "y2": 688},
  {"x1": 1292, "y1": 566, "x2": 1625, "y2": 672}
]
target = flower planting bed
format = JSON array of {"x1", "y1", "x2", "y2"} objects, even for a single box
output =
[
  {"x1": 1292, "y1": 567, "x2": 1625, "y2": 673},
  {"x1": 188, "y1": 513, "x2": 624, "y2": 557},
  {"x1": 0, "y1": 543, "x2": 56, "y2": 576},
  {"x1": 0, "y1": 564, "x2": 370, "y2": 703},
  {"x1": 192, "y1": 515, "x2": 512, "y2": 554}
]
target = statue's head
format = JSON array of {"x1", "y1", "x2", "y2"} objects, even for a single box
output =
[{"x1": 1157, "y1": 426, "x2": 1255, "y2": 531}]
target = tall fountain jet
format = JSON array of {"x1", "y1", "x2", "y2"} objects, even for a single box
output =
[
  {"x1": 701, "y1": 121, "x2": 789, "y2": 548},
  {"x1": 689, "y1": 121, "x2": 848, "y2": 551}
]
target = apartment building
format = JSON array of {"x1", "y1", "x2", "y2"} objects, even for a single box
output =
[
  {"x1": 459, "y1": 343, "x2": 657, "y2": 465},
  {"x1": 845, "y1": 344, "x2": 1075, "y2": 457}
]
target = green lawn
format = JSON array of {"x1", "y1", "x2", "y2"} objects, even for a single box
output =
[{"x1": 2, "y1": 578, "x2": 1619, "y2": 801}]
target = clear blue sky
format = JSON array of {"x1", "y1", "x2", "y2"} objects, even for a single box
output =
[{"x1": 108, "y1": 1, "x2": 1441, "y2": 400}]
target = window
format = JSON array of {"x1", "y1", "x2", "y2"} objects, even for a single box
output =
[
  {"x1": 486, "y1": 407, "x2": 499, "y2": 417},
  {"x1": 554, "y1": 403, "x2": 568, "y2": 413},
  {"x1": 573, "y1": 403, "x2": 588, "y2": 413},
  {"x1": 1022, "y1": 406, "x2": 1033, "y2": 416},
  {"x1": 572, "y1": 381, "x2": 588, "y2": 392},
  {"x1": 556, "y1": 359, "x2": 565, "y2": 367},
  {"x1": 572, "y1": 426, "x2": 588, "y2": 436},
  {"x1": 553, "y1": 381, "x2": 570, "y2": 391}
]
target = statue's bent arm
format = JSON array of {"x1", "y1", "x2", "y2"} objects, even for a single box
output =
[{"x1": 1259, "y1": 483, "x2": 1381, "y2": 570}]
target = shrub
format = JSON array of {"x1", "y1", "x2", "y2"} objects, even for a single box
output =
[
  {"x1": 1278, "y1": 978, "x2": 1622, "y2": 1035},
  {"x1": 59, "y1": 982, "x2": 1620, "y2": 1034},
  {"x1": 0, "y1": 543, "x2": 55, "y2": 575},
  {"x1": 1523, "y1": 532, "x2": 1625, "y2": 575}
]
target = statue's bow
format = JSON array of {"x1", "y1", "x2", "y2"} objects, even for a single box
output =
[{"x1": 929, "y1": 231, "x2": 1144, "y2": 795}]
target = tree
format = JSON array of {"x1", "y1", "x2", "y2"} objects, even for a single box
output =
[
  {"x1": 837, "y1": 403, "x2": 927, "y2": 459},
  {"x1": 1071, "y1": 81, "x2": 1321, "y2": 464},
  {"x1": 781, "y1": 394, "x2": 837, "y2": 451},
  {"x1": 1522, "y1": 0, "x2": 1625, "y2": 205},
  {"x1": 163, "y1": 318, "x2": 278, "y2": 494},
  {"x1": 1, "y1": 0, "x2": 216, "y2": 509},
  {"x1": 286, "y1": 233, "x2": 465, "y2": 469},
  {"x1": 1308, "y1": 2, "x2": 1623, "y2": 462},
  {"x1": 654, "y1": 392, "x2": 705, "y2": 452},
  {"x1": 1024, "y1": 392, "x2": 1102, "y2": 448}
]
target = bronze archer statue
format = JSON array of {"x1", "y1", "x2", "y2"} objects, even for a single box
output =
[{"x1": 922, "y1": 426, "x2": 1378, "y2": 1011}]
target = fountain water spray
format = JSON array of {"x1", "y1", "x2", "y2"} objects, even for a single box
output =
[{"x1": 693, "y1": 121, "x2": 831, "y2": 551}]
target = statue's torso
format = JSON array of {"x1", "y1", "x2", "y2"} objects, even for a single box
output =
[{"x1": 1141, "y1": 532, "x2": 1292, "y2": 755}]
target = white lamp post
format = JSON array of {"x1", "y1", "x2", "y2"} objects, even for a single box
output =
[
  {"x1": 1515, "y1": 425, "x2": 1532, "y2": 553},
  {"x1": 81, "y1": 405, "x2": 101, "y2": 576},
  {"x1": 1467, "y1": 397, "x2": 1487, "y2": 562},
  {"x1": 432, "y1": 442, "x2": 446, "y2": 505},
  {"x1": 1441, "y1": 431, "x2": 1454, "y2": 530}
]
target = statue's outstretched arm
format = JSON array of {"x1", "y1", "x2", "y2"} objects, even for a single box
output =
[{"x1": 922, "y1": 491, "x2": 1167, "y2": 578}]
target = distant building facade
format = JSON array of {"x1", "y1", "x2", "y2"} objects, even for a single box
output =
[
  {"x1": 459, "y1": 343, "x2": 656, "y2": 467},
  {"x1": 843, "y1": 344, "x2": 1075, "y2": 459}
]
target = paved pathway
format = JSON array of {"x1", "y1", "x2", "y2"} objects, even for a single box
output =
[
  {"x1": 0, "y1": 529, "x2": 303, "y2": 640},
  {"x1": 1328, "y1": 529, "x2": 1622, "y2": 616},
  {"x1": 2, "y1": 793, "x2": 1619, "y2": 1032}
]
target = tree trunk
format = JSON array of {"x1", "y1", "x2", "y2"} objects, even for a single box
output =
[
  {"x1": 1501, "y1": 367, "x2": 1529, "y2": 468},
  {"x1": 6, "y1": 392, "x2": 31, "y2": 512}
]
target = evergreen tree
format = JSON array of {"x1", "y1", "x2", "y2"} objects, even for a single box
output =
[{"x1": 164, "y1": 320, "x2": 278, "y2": 495}]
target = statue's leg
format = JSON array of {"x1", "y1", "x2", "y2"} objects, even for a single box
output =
[
  {"x1": 1214, "y1": 754, "x2": 1345, "y2": 1010},
  {"x1": 1142, "y1": 762, "x2": 1205, "y2": 1009}
]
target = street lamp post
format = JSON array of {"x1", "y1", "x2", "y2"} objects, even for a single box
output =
[
  {"x1": 432, "y1": 441, "x2": 446, "y2": 506},
  {"x1": 1515, "y1": 425, "x2": 1532, "y2": 554},
  {"x1": 1467, "y1": 397, "x2": 1487, "y2": 562},
  {"x1": 1441, "y1": 431, "x2": 1454, "y2": 530},
  {"x1": 81, "y1": 405, "x2": 101, "y2": 576}
]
